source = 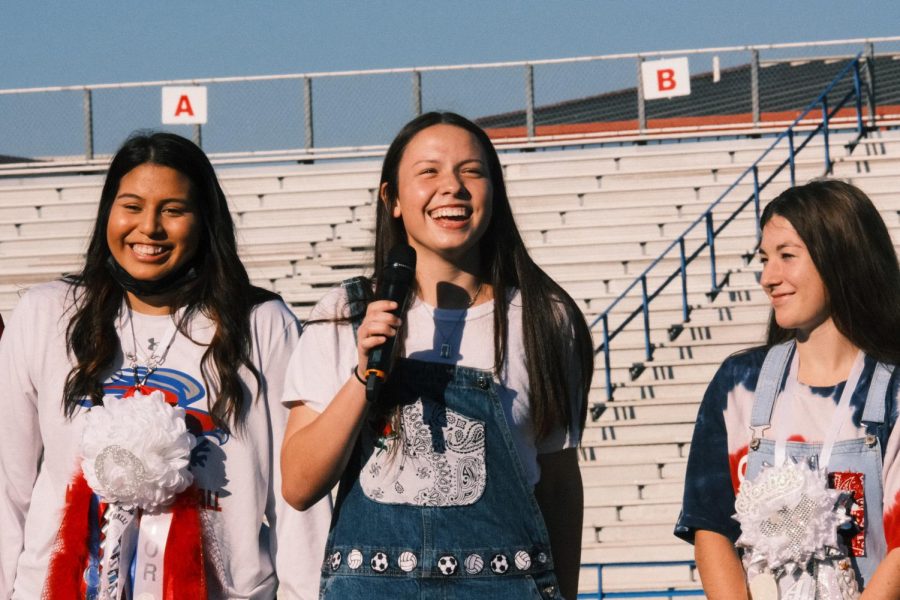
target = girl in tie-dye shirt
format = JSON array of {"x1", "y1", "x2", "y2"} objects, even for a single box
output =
[{"x1": 676, "y1": 180, "x2": 900, "y2": 598}]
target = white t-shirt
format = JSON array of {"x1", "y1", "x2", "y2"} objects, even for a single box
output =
[
  {"x1": 282, "y1": 285, "x2": 583, "y2": 486},
  {"x1": 0, "y1": 281, "x2": 331, "y2": 600}
]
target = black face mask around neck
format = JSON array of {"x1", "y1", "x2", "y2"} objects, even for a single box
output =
[{"x1": 105, "y1": 256, "x2": 199, "y2": 298}]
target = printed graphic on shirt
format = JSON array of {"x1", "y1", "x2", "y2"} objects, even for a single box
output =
[
  {"x1": 361, "y1": 398, "x2": 486, "y2": 506},
  {"x1": 100, "y1": 367, "x2": 228, "y2": 445}
]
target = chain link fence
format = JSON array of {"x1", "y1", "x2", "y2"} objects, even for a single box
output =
[{"x1": 2, "y1": 37, "x2": 900, "y2": 165}]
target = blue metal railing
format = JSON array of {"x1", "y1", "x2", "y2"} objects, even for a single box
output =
[
  {"x1": 592, "y1": 53, "x2": 870, "y2": 403},
  {"x1": 579, "y1": 561, "x2": 703, "y2": 599}
]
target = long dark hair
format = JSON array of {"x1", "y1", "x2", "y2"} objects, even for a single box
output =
[
  {"x1": 761, "y1": 179, "x2": 900, "y2": 365},
  {"x1": 63, "y1": 132, "x2": 275, "y2": 431},
  {"x1": 376, "y1": 112, "x2": 594, "y2": 440}
]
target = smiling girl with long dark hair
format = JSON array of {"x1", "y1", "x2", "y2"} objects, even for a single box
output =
[
  {"x1": 0, "y1": 132, "x2": 329, "y2": 599},
  {"x1": 677, "y1": 180, "x2": 900, "y2": 598},
  {"x1": 281, "y1": 112, "x2": 593, "y2": 600}
]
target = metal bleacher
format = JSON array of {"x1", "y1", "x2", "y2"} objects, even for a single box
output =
[
  {"x1": 2, "y1": 130, "x2": 899, "y2": 598},
  {"x1": 2, "y1": 56, "x2": 900, "y2": 599}
]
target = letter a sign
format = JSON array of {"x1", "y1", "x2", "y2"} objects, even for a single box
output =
[
  {"x1": 641, "y1": 57, "x2": 691, "y2": 100},
  {"x1": 162, "y1": 86, "x2": 208, "y2": 124}
]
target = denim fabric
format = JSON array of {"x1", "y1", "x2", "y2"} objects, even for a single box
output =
[
  {"x1": 746, "y1": 343, "x2": 891, "y2": 589},
  {"x1": 320, "y1": 359, "x2": 563, "y2": 600}
]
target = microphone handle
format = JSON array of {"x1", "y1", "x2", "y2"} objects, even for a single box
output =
[{"x1": 364, "y1": 277, "x2": 411, "y2": 403}]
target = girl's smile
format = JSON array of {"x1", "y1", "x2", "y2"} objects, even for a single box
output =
[{"x1": 385, "y1": 124, "x2": 493, "y2": 265}]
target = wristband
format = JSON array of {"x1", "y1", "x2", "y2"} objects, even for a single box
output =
[{"x1": 351, "y1": 366, "x2": 366, "y2": 385}]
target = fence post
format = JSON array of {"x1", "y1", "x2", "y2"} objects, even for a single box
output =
[
  {"x1": 597, "y1": 564, "x2": 604, "y2": 599},
  {"x1": 853, "y1": 60, "x2": 864, "y2": 135},
  {"x1": 412, "y1": 70, "x2": 422, "y2": 118},
  {"x1": 637, "y1": 56, "x2": 646, "y2": 131},
  {"x1": 83, "y1": 88, "x2": 94, "y2": 161},
  {"x1": 864, "y1": 41, "x2": 877, "y2": 128},
  {"x1": 303, "y1": 76, "x2": 314, "y2": 150},
  {"x1": 525, "y1": 63, "x2": 535, "y2": 139},
  {"x1": 751, "y1": 49, "x2": 760, "y2": 127},
  {"x1": 822, "y1": 96, "x2": 831, "y2": 174}
]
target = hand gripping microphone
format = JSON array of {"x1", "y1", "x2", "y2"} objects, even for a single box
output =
[{"x1": 365, "y1": 244, "x2": 416, "y2": 403}]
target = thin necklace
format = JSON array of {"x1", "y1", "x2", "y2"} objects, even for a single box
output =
[
  {"x1": 436, "y1": 282, "x2": 482, "y2": 359},
  {"x1": 120, "y1": 304, "x2": 183, "y2": 389}
]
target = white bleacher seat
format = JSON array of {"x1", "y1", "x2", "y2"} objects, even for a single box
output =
[{"x1": 2, "y1": 129, "x2": 900, "y2": 599}]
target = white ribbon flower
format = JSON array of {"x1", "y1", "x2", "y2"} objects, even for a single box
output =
[
  {"x1": 735, "y1": 460, "x2": 850, "y2": 574},
  {"x1": 81, "y1": 390, "x2": 196, "y2": 512}
]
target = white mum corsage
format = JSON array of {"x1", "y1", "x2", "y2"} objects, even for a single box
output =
[
  {"x1": 81, "y1": 390, "x2": 196, "y2": 512},
  {"x1": 734, "y1": 460, "x2": 850, "y2": 574}
]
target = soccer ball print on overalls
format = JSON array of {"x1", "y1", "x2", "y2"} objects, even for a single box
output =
[{"x1": 317, "y1": 278, "x2": 564, "y2": 600}]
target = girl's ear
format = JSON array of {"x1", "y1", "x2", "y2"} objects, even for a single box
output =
[{"x1": 380, "y1": 182, "x2": 401, "y2": 219}]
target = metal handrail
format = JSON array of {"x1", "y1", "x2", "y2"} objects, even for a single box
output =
[
  {"x1": 578, "y1": 561, "x2": 703, "y2": 599},
  {"x1": 2, "y1": 36, "x2": 898, "y2": 95},
  {"x1": 591, "y1": 53, "x2": 869, "y2": 402}
]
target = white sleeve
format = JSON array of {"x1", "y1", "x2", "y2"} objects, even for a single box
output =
[
  {"x1": 0, "y1": 291, "x2": 43, "y2": 597},
  {"x1": 255, "y1": 301, "x2": 332, "y2": 600},
  {"x1": 282, "y1": 287, "x2": 357, "y2": 414}
]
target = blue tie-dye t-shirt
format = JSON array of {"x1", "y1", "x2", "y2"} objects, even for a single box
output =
[{"x1": 675, "y1": 347, "x2": 900, "y2": 553}]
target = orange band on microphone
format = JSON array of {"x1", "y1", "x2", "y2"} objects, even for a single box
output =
[{"x1": 364, "y1": 368, "x2": 386, "y2": 381}]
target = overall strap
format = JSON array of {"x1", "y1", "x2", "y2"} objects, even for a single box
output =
[
  {"x1": 750, "y1": 341, "x2": 794, "y2": 430},
  {"x1": 861, "y1": 361, "x2": 894, "y2": 426},
  {"x1": 341, "y1": 276, "x2": 372, "y2": 341}
]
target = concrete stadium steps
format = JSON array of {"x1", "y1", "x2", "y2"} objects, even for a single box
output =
[
  {"x1": 584, "y1": 474, "x2": 684, "y2": 504},
  {"x1": 590, "y1": 398, "x2": 702, "y2": 426},
  {"x1": 228, "y1": 187, "x2": 374, "y2": 212},
  {"x1": 2, "y1": 131, "x2": 900, "y2": 598},
  {"x1": 501, "y1": 130, "x2": 874, "y2": 178},
  {"x1": 581, "y1": 538, "x2": 694, "y2": 565}
]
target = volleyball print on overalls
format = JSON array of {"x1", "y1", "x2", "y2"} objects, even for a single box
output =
[{"x1": 361, "y1": 397, "x2": 486, "y2": 506}]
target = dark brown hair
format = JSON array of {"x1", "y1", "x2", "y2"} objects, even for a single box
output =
[
  {"x1": 62, "y1": 132, "x2": 276, "y2": 431},
  {"x1": 375, "y1": 112, "x2": 594, "y2": 440},
  {"x1": 761, "y1": 179, "x2": 900, "y2": 364}
]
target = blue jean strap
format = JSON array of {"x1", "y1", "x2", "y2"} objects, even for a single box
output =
[
  {"x1": 341, "y1": 276, "x2": 372, "y2": 342},
  {"x1": 861, "y1": 361, "x2": 894, "y2": 426},
  {"x1": 750, "y1": 341, "x2": 794, "y2": 428}
]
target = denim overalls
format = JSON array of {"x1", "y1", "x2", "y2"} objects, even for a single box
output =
[
  {"x1": 318, "y1": 279, "x2": 564, "y2": 599},
  {"x1": 745, "y1": 341, "x2": 893, "y2": 590}
]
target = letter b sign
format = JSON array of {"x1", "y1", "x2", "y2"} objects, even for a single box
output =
[{"x1": 641, "y1": 58, "x2": 691, "y2": 100}]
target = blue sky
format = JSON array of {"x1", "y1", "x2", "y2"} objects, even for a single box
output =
[{"x1": 5, "y1": 1, "x2": 899, "y2": 88}]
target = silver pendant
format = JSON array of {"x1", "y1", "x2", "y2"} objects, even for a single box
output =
[{"x1": 440, "y1": 343, "x2": 451, "y2": 359}]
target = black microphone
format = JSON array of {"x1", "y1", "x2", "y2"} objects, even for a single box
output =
[{"x1": 365, "y1": 244, "x2": 416, "y2": 403}]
